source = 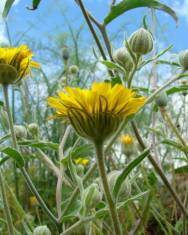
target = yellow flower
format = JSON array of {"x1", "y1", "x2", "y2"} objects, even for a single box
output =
[
  {"x1": 48, "y1": 82, "x2": 145, "y2": 143},
  {"x1": 75, "y1": 158, "x2": 89, "y2": 166},
  {"x1": 0, "y1": 44, "x2": 40, "y2": 83},
  {"x1": 29, "y1": 196, "x2": 38, "y2": 207},
  {"x1": 120, "y1": 134, "x2": 134, "y2": 145}
]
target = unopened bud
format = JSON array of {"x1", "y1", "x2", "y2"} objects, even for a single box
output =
[
  {"x1": 33, "y1": 225, "x2": 51, "y2": 235},
  {"x1": 28, "y1": 123, "x2": 39, "y2": 137},
  {"x1": 179, "y1": 50, "x2": 188, "y2": 71},
  {"x1": 155, "y1": 90, "x2": 168, "y2": 108},
  {"x1": 83, "y1": 183, "x2": 102, "y2": 209},
  {"x1": 14, "y1": 125, "x2": 27, "y2": 139},
  {"x1": 69, "y1": 65, "x2": 79, "y2": 74},
  {"x1": 113, "y1": 47, "x2": 133, "y2": 72},
  {"x1": 107, "y1": 170, "x2": 131, "y2": 199},
  {"x1": 129, "y1": 28, "x2": 153, "y2": 55},
  {"x1": 61, "y1": 47, "x2": 69, "y2": 61}
]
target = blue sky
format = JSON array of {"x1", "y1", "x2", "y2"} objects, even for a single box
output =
[{"x1": 0, "y1": 0, "x2": 187, "y2": 55}]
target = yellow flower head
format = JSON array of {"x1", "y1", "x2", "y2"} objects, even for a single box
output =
[
  {"x1": 120, "y1": 134, "x2": 134, "y2": 145},
  {"x1": 0, "y1": 44, "x2": 40, "y2": 84},
  {"x1": 75, "y1": 158, "x2": 89, "y2": 166},
  {"x1": 48, "y1": 82, "x2": 145, "y2": 143},
  {"x1": 29, "y1": 196, "x2": 38, "y2": 207}
]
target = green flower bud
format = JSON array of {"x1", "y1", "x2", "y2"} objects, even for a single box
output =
[
  {"x1": 179, "y1": 50, "x2": 188, "y2": 70},
  {"x1": 69, "y1": 65, "x2": 79, "y2": 74},
  {"x1": 113, "y1": 47, "x2": 133, "y2": 72},
  {"x1": 155, "y1": 90, "x2": 168, "y2": 108},
  {"x1": 107, "y1": 170, "x2": 131, "y2": 199},
  {"x1": 129, "y1": 28, "x2": 153, "y2": 55},
  {"x1": 61, "y1": 47, "x2": 69, "y2": 61},
  {"x1": 33, "y1": 225, "x2": 51, "y2": 235},
  {"x1": 0, "y1": 64, "x2": 18, "y2": 85},
  {"x1": 83, "y1": 183, "x2": 102, "y2": 209},
  {"x1": 28, "y1": 123, "x2": 39, "y2": 137},
  {"x1": 14, "y1": 125, "x2": 27, "y2": 139},
  {"x1": 76, "y1": 164, "x2": 85, "y2": 176}
]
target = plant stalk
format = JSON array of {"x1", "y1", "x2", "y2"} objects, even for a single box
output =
[
  {"x1": 2, "y1": 84, "x2": 59, "y2": 228},
  {"x1": 131, "y1": 121, "x2": 188, "y2": 220},
  {"x1": 95, "y1": 143, "x2": 122, "y2": 235},
  {"x1": 0, "y1": 169, "x2": 15, "y2": 235}
]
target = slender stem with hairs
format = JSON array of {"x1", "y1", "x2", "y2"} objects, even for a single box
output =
[
  {"x1": 95, "y1": 143, "x2": 122, "y2": 235},
  {"x1": 131, "y1": 121, "x2": 188, "y2": 220},
  {"x1": 0, "y1": 169, "x2": 15, "y2": 235},
  {"x1": 61, "y1": 119, "x2": 128, "y2": 218},
  {"x1": 2, "y1": 84, "x2": 59, "y2": 229},
  {"x1": 160, "y1": 107, "x2": 187, "y2": 147}
]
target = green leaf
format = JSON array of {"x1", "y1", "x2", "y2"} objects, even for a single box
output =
[
  {"x1": 174, "y1": 165, "x2": 188, "y2": 174},
  {"x1": 18, "y1": 140, "x2": 59, "y2": 150},
  {"x1": 100, "y1": 60, "x2": 125, "y2": 72},
  {"x1": 113, "y1": 148, "x2": 150, "y2": 199},
  {"x1": 0, "y1": 147, "x2": 24, "y2": 167},
  {"x1": 111, "y1": 76, "x2": 122, "y2": 86},
  {"x1": 139, "y1": 45, "x2": 173, "y2": 69},
  {"x1": 96, "y1": 191, "x2": 149, "y2": 218},
  {"x1": 2, "y1": 0, "x2": 15, "y2": 18},
  {"x1": 167, "y1": 86, "x2": 188, "y2": 95},
  {"x1": 0, "y1": 134, "x2": 10, "y2": 145},
  {"x1": 0, "y1": 101, "x2": 4, "y2": 107},
  {"x1": 162, "y1": 139, "x2": 188, "y2": 153},
  {"x1": 156, "y1": 60, "x2": 180, "y2": 67},
  {"x1": 104, "y1": 0, "x2": 178, "y2": 25},
  {"x1": 27, "y1": 0, "x2": 42, "y2": 10},
  {"x1": 0, "y1": 156, "x2": 10, "y2": 166}
]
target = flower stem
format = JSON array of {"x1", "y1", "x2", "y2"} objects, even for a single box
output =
[
  {"x1": 61, "y1": 119, "x2": 128, "y2": 218},
  {"x1": 0, "y1": 169, "x2": 15, "y2": 235},
  {"x1": 131, "y1": 121, "x2": 188, "y2": 220},
  {"x1": 2, "y1": 84, "x2": 59, "y2": 229},
  {"x1": 160, "y1": 107, "x2": 187, "y2": 147},
  {"x1": 145, "y1": 72, "x2": 187, "y2": 105},
  {"x1": 95, "y1": 143, "x2": 122, "y2": 235}
]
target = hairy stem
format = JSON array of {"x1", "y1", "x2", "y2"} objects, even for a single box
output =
[
  {"x1": 0, "y1": 169, "x2": 15, "y2": 235},
  {"x1": 160, "y1": 107, "x2": 187, "y2": 147},
  {"x1": 2, "y1": 84, "x2": 59, "y2": 229},
  {"x1": 145, "y1": 72, "x2": 187, "y2": 105},
  {"x1": 95, "y1": 143, "x2": 122, "y2": 235},
  {"x1": 131, "y1": 121, "x2": 188, "y2": 220}
]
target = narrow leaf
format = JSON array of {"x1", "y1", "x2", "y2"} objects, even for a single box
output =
[
  {"x1": 174, "y1": 165, "x2": 188, "y2": 174},
  {"x1": 0, "y1": 147, "x2": 24, "y2": 167},
  {"x1": 113, "y1": 148, "x2": 150, "y2": 199},
  {"x1": 2, "y1": 0, "x2": 15, "y2": 18},
  {"x1": 104, "y1": 0, "x2": 178, "y2": 25}
]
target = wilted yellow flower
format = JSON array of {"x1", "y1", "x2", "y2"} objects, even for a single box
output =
[
  {"x1": 120, "y1": 134, "x2": 134, "y2": 145},
  {"x1": 29, "y1": 196, "x2": 38, "y2": 207},
  {"x1": 0, "y1": 45, "x2": 40, "y2": 84},
  {"x1": 75, "y1": 158, "x2": 89, "y2": 166},
  {"x1": 48, "y1": 82, "x2": 145, "y2": 143}
]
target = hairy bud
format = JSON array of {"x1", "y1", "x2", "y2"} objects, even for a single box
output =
[
  {"x1": 179, "y1": 50, "x2": 188, "y2": 70},
  {"x1": 129, "y1": 28, "x2": 153, "y2": 55},
  {"x1": 14, "y1": 125, "x2": 27, "y2": 139},
  {"x1": 33, "y1": 225, "x2": 51, "y2": 235},
  {"x1": 155, "y1": 90, "x2": 168, "y2": 108},
  {"x1": 69, "y1": 65, "x2": 79, "y2": 74},
  {"x1": 113, "y1": 47, "x2": 133, "y2": 72}
]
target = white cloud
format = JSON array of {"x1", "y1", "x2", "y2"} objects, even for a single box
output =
[{"x1": 173, "y1": 0, "x2": 188, "y2": 22}]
